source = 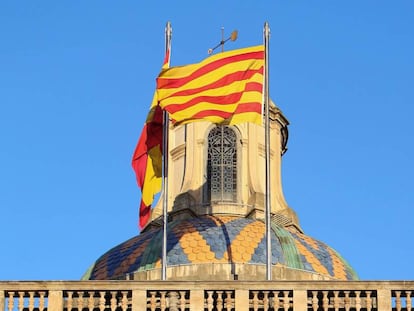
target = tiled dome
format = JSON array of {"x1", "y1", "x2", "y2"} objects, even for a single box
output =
[{"x1": 83, "y1": 215, "x2": 358, "y2": 281}]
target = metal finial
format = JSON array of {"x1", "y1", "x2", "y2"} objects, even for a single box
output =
[{"x1": 208, "y1": 28, "x2": 238, "y2": 55}]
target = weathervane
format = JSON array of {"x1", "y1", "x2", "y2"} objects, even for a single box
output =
[{"x1": 208, "y1": 27, "x2": 238, "y2": 55}]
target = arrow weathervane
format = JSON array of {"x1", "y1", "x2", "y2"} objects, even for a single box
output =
[{"x1": 208, "y1": 27, "x2": 238, "y2": 55}]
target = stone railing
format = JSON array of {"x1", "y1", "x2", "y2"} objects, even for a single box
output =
[{"x1": 0, "y1": 280, "x2": 413, "y2": 311}]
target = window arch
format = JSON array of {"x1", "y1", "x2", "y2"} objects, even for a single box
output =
[{"x1": 207, "y1": 126, "x2": 238, "y2": 202}]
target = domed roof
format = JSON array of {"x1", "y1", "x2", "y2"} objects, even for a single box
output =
[{"x1": 83, "y1": 215, "x2": 358, "y2": 281}]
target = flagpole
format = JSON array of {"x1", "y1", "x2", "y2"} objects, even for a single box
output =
[
  {"x1": 161, "y1": 21, "x2": 172, "y2": 281},
  {"x1": 264, "y1": 21, "x2": 272, "y2": 281}
]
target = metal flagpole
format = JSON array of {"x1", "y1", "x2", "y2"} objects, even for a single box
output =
[
  {"x1": 162, "y1": 21, "x2": 172, "y2": 281},
  {"x1": 263, "y1": 21, "x2": 272, "y2": 281}
]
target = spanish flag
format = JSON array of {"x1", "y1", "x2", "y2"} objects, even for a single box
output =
[
  {"x1": 132, "y1": 51, "x2": 170, "y2": 229},
  {"x1": 156, "y1": 45, "x2": 264, "y2": 125},
  {"x1": 131, "y1": 95, "x2": 163, "y2": 229}
]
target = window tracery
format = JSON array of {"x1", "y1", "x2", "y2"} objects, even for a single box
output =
[{"x1": 207, "y1": 126, "x2": 237, "y2": 202}]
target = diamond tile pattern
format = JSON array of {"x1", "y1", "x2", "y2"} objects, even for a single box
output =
[{"x1": 85, "y1": 215, "x2": 358, "y2": 281}]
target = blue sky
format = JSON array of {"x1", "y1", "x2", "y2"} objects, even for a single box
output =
[{"x1": 1, "y1": 1, "x2": 413, "y2": 281}]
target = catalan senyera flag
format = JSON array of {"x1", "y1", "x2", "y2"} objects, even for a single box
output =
[
  {"x1": 156, "y1": 45, "x2": 264, "y2": 125},
  {"x1": 132, "y1": 50, "x2": 170, "y2": 229}
]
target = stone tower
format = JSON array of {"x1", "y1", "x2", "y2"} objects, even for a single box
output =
[{"x1": 83, "y1": 102, "x2": 358, "y2": 281}]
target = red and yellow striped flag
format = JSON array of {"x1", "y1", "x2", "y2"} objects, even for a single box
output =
[
  {"x1": 131, "y1": 94, "x2": 163, "y2": 229},
  {"x1": 131, "y1": 50, "x2": 170, "y2": 229},
  {"x1": 156, "y1": 45, "x2": 264, "y2": 125}
]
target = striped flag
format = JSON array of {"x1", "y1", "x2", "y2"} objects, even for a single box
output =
[
  {"x1": 156, "y1": 45, "x2": 265, "y2": 125},
  {"x1": 132, "y1": 50, "x2": 170, "y2": 229},
  {"x1": 131, "y1": 95, "x2": 163, "y2": 229}
]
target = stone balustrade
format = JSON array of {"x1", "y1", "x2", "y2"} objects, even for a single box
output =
[{"x1": 0, "y1": 280, "x2": 413, "y2": 311}]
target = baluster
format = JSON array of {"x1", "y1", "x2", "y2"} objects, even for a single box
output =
[
  {"x1": 333, "y1": 291, "x2": 339, "y2": 311},
  {"x1": 283, "y1": 291, "x2": 290, "y2": 311},
  {"x1": 7, "y1": 292, "x2": 15, "y2": 311},
  {"x1": 28, "y1": 291, "x2": 34, "y2": 311},
  {"x1": 66, "y1": 291, "x2": 73, "y2": 311},
  {"x1": 110, "y1": 291, "x2": 117, "y2": 311},
  {"x1": 251, "y1": 291, "x2": 259, "y2": 311},
  {"x1": 311, "y1": 291, "x2": 319, "y2": 311},
  {"x1": 121, "y1": 291, "x2": 129, "y2": 311},
  {"x1": 160, "y1": 291, "x2": 167, "y2": 311},
  {"x1": 206, "y1": 291, "x2": 214, "y2": 311},
  {"x1": 406, "y1": 291, "x2": 412, "y2": 311},
  {"x1": 355, "y1": 291, "x2": 361, "y2": 311},
  {"x1": 225, "y1": 291, "x2": 233, "y2": 311},
  {"x1": 394, "y1": 291, "x2": 402, "y2": 311},
  {"x1": 216, "y1": 291, "x2": 223, "y2": 311},
  {"x1": 149, "y1": 292, "x2": 157, "y2": 311},
  {"x1": 98, "y1": 292, "x2": 106, "y2": 311},
  {"x1": 271, "y1": 291, "x2": 280, "y2": 310},
  {"x1": 179, "y1": 291, "x2": 187, "y2": 311},
  {"x1": 322, "y1": 291, "x2": 329, "y2": 311},
  {"x1": 77, "y1": 291, "x2": 85, "y2": 311},
  {"x1": 365, "y1": 291, "x2": 372, "y2": 311},
  {"x1": 38, "y1": 292, "x2": 46, "y2": 311},
  {"x1": 87, "y1": 291, "x2": 95, "y2": 311},
  {"x1": 343, "y1": 291, "x2": 350, "y2": 311},
  {"x1": 168, "y1": 291, "x2": 179, "y2": 311},
  {"x1": 263, "y1": 291, "x2": 269, "y2": 311},
  {"x1": 18, "y1": 291, "x2": 25, "y2": 311}
]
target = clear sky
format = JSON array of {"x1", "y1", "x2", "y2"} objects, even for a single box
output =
[{"x1": 1, "y1": 1, "x2": 413, "y2": 281}]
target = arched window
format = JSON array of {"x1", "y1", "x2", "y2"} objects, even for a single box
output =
[{"x1": 207, "y1": 126, "x2": 238, "y2": 202}]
